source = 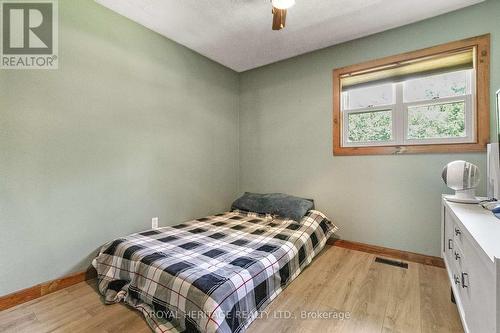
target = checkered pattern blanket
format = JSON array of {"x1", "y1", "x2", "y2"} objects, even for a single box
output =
[{"x1": 93, "y1": 209, "x2": 337, "y2": 333}]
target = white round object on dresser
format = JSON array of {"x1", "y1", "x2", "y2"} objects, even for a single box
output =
[{"x1": 442, "y1": 160, "x2": 480, "y2": 204}]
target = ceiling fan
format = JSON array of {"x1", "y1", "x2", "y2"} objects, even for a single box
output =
[{"x1": 271, "y1": 0, "x2": 295, "y2": 30}]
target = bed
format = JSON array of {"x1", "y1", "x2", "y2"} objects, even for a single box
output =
[{"x1": 93, "y1": 208, "x2": 337, "y2": 333}]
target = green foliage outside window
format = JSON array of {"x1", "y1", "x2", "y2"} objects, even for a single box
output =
[
  {"x1": 407, "y1": 102, "x2": 465, "y2": 139},
  {"x1": 348, "y1": 110, "x2": 392, "y2": 142},
  {"x1": 407, "y1": 85, "x2": 466, "y2": 139}
]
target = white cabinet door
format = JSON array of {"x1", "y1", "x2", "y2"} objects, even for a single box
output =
[{"x1": 459, "y1": 230, "x2": 496, "y2": 333}]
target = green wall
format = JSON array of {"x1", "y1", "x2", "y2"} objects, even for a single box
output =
[
  {"x1": 0, "y1": 1, "x2": 239, "y2": 295},
  {"x1": 239, "y1": 0, "x2": 499, "y2": 256}
]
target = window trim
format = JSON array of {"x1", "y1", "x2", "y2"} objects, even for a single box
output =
[{"x1": 332, "y1": 34, "x2": 490, "y2": 156}]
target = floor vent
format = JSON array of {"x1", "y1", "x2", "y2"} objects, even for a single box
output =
[{"x1": 375, "y1": 257, "x2": 408, "y2": 269}]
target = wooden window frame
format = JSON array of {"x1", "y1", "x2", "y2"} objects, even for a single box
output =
[{"x1": 332, "y1": 34, "x2": 490, "y2": 156}]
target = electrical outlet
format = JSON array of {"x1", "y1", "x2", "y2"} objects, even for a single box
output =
[{"x1": 152, "y1": 217, "x2": 159, "y2": 229}]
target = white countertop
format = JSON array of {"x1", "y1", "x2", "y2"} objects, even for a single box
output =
[{"x1": 444, "y1": 198, "x2": 500, "y2": 262}]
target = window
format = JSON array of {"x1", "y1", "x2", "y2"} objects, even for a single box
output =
[
  {"x1": 342, "y1": 69, "x2": 474, "y2": 147},
  {"x1": 333, "y1": 35, "x2": 490, "y2": 155}
]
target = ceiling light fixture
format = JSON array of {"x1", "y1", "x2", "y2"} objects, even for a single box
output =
[
  {"x1": 271, "y1": 0, "x2": 295, "y2": 30},
  {"x1": 271, "y1": 0, "x2": 295, "y2": 10}
]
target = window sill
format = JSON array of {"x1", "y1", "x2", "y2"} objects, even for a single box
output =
[{"x1": 332, "y1": 142, "x2": 487, "y2": 156}]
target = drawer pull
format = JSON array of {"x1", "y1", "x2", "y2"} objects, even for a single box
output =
[
  {"x1": 454, "y1": 252, "x2": 460, "y2": 260},
  {"x1": 448, "y1": 239, "x2": 453, "y2": 250},
  {"x1": 455, "y1": 228, "x2": 462, "y2": 236},
  {"x1": 461, "y1": 272, "x2": 469, "y2": 288}
]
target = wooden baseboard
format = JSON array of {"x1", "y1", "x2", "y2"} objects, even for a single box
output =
[
  {"x1": 0, "y1": 268, "x2": 96, "y2": 311},
  {"x1": 328, "y1": 238, "x2": 445, "y2": 268}
]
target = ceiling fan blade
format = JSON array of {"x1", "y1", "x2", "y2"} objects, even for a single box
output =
[{"x1": 272, "y1": 7, "x2": 287, "y2": 30}]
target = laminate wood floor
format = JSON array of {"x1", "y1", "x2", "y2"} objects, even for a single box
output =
[{"x1": 0, "y1": 246, "x2": 463, "y2": 333}]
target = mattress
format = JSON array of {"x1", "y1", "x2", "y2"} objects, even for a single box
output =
[{"x1": 92, "y1": 209, "x2": 337, "y2": 333}]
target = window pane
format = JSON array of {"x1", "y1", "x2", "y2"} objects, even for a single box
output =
[
  {"x1": 347, "y1": 110, "x2": 392, "y2": 143},
  {"x1": 404, "y1": 70, "x2": 470, "y2": 102},
  {"x1": 407, "y1": 101, "x2": 466, "y2": 140},
  {"x1": 344, "y1": 83, "x2": 393, "y2": 109}
]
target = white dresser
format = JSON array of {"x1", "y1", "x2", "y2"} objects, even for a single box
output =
[{"x1": 441, "y1": 197, "x2": 500, "y2": 333}]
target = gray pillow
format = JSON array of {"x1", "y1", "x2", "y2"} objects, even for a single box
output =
[{"x1": 231, "y1": 192, "x2": 314, "y2": 221}]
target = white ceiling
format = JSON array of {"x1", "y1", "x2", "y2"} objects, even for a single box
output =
[{"x1": 95, "y1": 0, "x2": 484, "y2": 72}]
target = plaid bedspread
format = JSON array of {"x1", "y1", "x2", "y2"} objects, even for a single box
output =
[{"x1": 92, "y1": 209, "x2": 337, "y2": 333}]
